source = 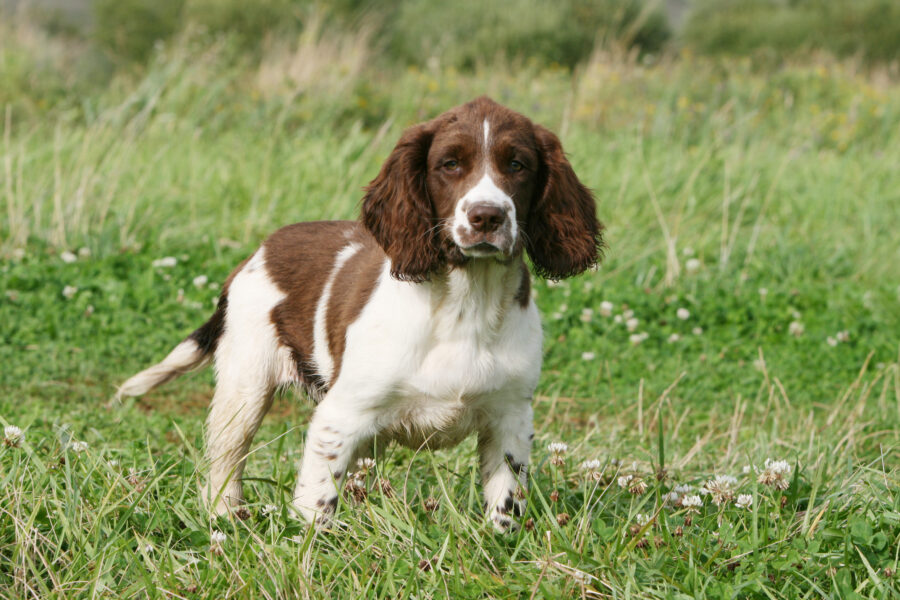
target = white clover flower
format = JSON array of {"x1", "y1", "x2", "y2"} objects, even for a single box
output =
[
  {"x1": 788, "y1": 321, "x2": 804, "y2": 337},
  {"x1": 152, "y1": 257, "x2": 177, "y2": 268},
  {"x1": 623, "y1": 309, "x2": 634, "y2": 320},
  {"x1": 674, "y1": 484, "x2": 693, "y2": 495},
  {"x1": 143, "y1": 543, "x2": 153, "y2": 553},
  {"x1": 758, "y1": 287, "x2": 768, "y2": 299},
  {"x1": 261, "y1": 504, "x2": 278, "y2": 516},
  {"x1": 735, "y1": 494, "x2": 753, "y2": 509},
  {"x1": 599, "y1": 301, "x2": 614, "y2": 317},
  {"x1": 758, "y1": 459, "x2": 792, "y2": 490},
  {"x1": 692, "y1": 327, "x2": 703, "y2": 336},
  {"x1": 192, "y1": 275, "x2": 208, "y2": 288},
  {"x1": 826, "y1": 336, "x2": 838, "y2": 347},
  {"x1": 668, "y1": 333, "x2": 681, "y2": 343},
  {"x1": 210, "y1": 530, "x2": 227, "y2": 554},
  {"x1": 625, "y1": 317, "x2": 639, "y2": 332},
  {"x1": 62, "y1": 285, "x2": 78, "y2": 299},
  {"x1": 581, "y1": 351, "x2": 596, "y2": 361},
  {"x1": 836, "y1": 330, "x2": 850, "y2": 343},
  {"x1": 742, "y1": 465, "x2": 751, "y2": 474},
  {"x1": 581, "y1": 459, "x2": 603, "y2": 481},
  {"x1": 78, "y1": 247, "x2": 92, "y2": 258},
  {"x1": 356, "y1": 457, "x2": 376, "y2": 473},
  {"x1": 558, "y1": 303, "x2": 568, "y2": 312},
  {"x1": 681, "y1": 495, "x2": 702, "y2": 510},
  {"x1": 613, "y1": 314, "x2": 623, "y2": 324},
  {"x1": 663, "y1": 491, "x2": 681, "y2": 504},
  {"x1": 580, "y1": 308, "x2": 593, "y2": 323},
  {"x1": 4, "y1": 425, "x2": 24, "y2": 447},
  {"x1": 70, "y1": 440, "x2": 89, "y2": 453},
  {"x1": 617, "y1": 474, "x2": 633, "y2": 488},
  {"x1": 551, "y1": 312, "x2": 563, "y2": 320},
  {"x1": 548, "y1": 442, "x2": 568, "y2": 454},
  {"x1": 685, "y1": 258, "x2": 701, "y2": 274},
  {"x1": 629, "y1": 479, "x2": 647, "y2": 495},
  {"x1": 676, "y1": 308, "x2": 690, "y2": 320},
  {"x1": 635, "y1": 513, "x2": 650, "y2": 526},
  {"x1": 548, "y1": 442, "x2": 568, "y2": 466},
  {"x1": 702, "y1": 475, "x2": 738, "y2": 506},
  {"x1": 60, "y1": 251, "x2": 77, "y2": 263},
  {"x1": 629, "y1": 332, "x2": 648, "y2": 345},
  {"x1": 108, "y1": 459, "x2": 119, "y2": 467}
]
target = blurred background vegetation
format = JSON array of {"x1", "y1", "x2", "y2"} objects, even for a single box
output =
[{"x1": 2, "y1": 0, "x2": 898, "y2": 117}]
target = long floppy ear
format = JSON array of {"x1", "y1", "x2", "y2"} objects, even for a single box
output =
[
  {"x1": 361, "y1": 122, "x2": 442, "y2": 282},
  {"x1": 525, "y1": 125, "x2": 604, "y2": 280}
]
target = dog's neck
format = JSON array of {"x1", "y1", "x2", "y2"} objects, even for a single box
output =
[{"x1": 428, "y1": 258, "x2": 524, "y2": 337}]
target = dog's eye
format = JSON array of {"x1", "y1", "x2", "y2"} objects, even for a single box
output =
[
  {"x1": 442, "y1": 159, "x2": 460, "y2": 172},
  {"x1": 509, "y1": 160, "x2": 524, "y2": 173}
]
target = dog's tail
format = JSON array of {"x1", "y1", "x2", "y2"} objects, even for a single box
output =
[{"x1": 116, "y1": 299, "x2": 227, "y2": 400}]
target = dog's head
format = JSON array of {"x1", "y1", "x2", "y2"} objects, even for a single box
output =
[{"x1": 362, "y1": 96, "x2": 604, "y2": 282}]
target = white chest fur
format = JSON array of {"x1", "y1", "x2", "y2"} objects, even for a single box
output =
[{"x1": 334, "y1": 260, "x2": 542, "y2": 449}]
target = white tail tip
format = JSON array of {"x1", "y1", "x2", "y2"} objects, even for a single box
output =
[{"x1": 117, "y1": 339, "x2": 209, "y2": 399}]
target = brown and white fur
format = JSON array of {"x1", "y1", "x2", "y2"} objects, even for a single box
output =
[{"x1": 118, "y1": 97, "x2": 603, "y2": 531}]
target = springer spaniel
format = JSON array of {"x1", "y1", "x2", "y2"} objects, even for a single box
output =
[{"x1": 118, "y1": 96, "x2": 603, "y2": 531}]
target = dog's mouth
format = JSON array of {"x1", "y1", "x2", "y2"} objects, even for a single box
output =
[
  {"x1": 450, "y1": 218, "x2": 517, "y2": 259},
  {"x1": 460, "y1": 241, "x2": 503, "y2": 257}
]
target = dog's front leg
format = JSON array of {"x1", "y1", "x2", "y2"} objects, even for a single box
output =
[
  {"x1": 292, "y1": 397, "x2": 376, "y2": 526},
  {"x1": 478, "y1": 398, "x2": 534, "y2": 532}
]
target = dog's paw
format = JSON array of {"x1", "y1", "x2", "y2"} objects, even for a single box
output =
[
  {"x1": 490, "y1": 511, "x2": 521, "y2": 533},
  {"x1": 292, "y1": 494, "x2": 338, "y2": 527},
  {"x1": 488, "y1": 490, "x2": 526, "y2": 533}
]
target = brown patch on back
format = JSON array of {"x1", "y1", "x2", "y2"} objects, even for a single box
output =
[
  {"x1": 325, "y1": 229, "x2": 384, "y2": 380},
  {"x1": 265, "y1": 221, "x2": 359, "y2": 395},
  {"x1": 264, "y1": 221, "x2": 386, "y2": 396}
]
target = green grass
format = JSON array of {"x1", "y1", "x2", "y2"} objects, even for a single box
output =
[
  {"x1": 683, "y1": 0, "x2": 900, "y2": 65},
  {"x1": 2, "y1": 23, "x2": 900, "y2": 599}
]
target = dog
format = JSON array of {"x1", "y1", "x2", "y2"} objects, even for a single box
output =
[{"x1": 118, "y1": 96, "x2": 603, "y2": 531}]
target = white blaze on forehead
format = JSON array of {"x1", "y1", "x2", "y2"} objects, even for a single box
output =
[
  {"x1": 463, "y1": 172, "x2": 510, "y2": 206},
  {"x1": 483, "y1": 119, "x2": 490, "y2": 152}
]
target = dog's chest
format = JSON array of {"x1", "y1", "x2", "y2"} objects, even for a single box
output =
[{"x1": 383, "y1": 307, "x2": 540, "y2": 449}]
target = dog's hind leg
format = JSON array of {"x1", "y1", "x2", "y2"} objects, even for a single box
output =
[
  {"x1": 204, "y1": 366, "x2": 276, "y2": 517},
  {"x1": 203, "y1": 247, "x2": 287, "y2": 517}
]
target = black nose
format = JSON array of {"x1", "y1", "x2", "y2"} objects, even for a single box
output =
[{"x1": 467, "y1": 204, "x2": 505, "y2": 233}]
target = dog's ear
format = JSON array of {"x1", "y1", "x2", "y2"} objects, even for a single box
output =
[
  {"x1": 362, "y1": 121, "x2": 443, "y2": 282},
  {"x1": 524, "y1": 124, "x2": 604, "y2": 280}
]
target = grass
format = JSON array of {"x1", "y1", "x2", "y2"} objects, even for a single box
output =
[
  {"x1": 2, "y1": 21, "x2": 900, "y2": 599},
  {"x1": 683, "y1": 0, "x2": 900, "y2": 65}
]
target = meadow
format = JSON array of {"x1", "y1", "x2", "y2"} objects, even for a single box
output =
[{"x1": 2, "y1": 9, "x2": 900, "y2": 599}]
